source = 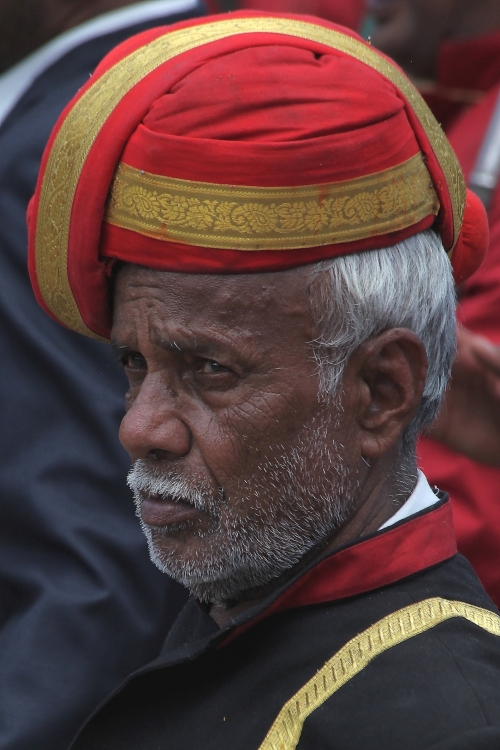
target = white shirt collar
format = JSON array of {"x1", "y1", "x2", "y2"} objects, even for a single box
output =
[
  {"x1": 0, "y1": 0, "x2": 199, "y2": 127},
  {"x1": 379, "y1": 470, "x2": 439, "y2": 530}
]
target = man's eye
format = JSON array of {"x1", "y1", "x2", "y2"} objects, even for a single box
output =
[
  {"x1": 121, "y1": 353, "x2": 146, "y2": 370},
  {"x1": 200, "y1": 360, "x2": 229, "y2": 374}
]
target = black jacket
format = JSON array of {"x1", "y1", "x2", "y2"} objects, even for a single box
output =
[
  {"x1": 70, "y1": 500, "x2": 500, "y2": 750},
  {"x1": 0, "y1": 6, "x2": 204, "y2": 750}
]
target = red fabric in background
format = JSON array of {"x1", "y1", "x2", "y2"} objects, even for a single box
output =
[
  {"x1": 418, "y1": 31, "x2": 500, "y2": 608},
  {"x1": 205, "y1": 1, "x2": 365, "y2": 31},
  {"x1": 238, "y1": 0, "x2": 365, "y2": 31}
]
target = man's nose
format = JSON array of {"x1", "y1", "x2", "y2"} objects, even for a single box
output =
[{"x1": 119, "y1": 376, "x2": 191, "y2": 462}]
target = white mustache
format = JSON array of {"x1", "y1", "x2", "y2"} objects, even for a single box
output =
[{"x1": 127, "y1": 460, "x2": 217, "y2": 514}]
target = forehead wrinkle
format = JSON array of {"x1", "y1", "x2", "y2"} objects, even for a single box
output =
[{"x1": 115, "y1": 266, "x2": 315, "y2": 355}]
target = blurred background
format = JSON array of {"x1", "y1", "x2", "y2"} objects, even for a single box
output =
[
  {"x1": 1, "y1": 1, "x2": 500, "y2": 749},
  {"x1": 206, "y1": 0, "x2": 366, "y2": 30}
]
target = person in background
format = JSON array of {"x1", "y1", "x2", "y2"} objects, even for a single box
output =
[
  {"x1": 370, "y1": 0, "x2": 500, "y2": 608},
  {"x1": 206, "y1": 0, "x2": 365, "y2": 32},
  {"x1": 0, "y1": 2, "x2": 205, "y2": 749}
]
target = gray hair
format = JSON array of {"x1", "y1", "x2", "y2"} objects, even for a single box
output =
[{"x1": 309, "y1": 230, "x2": 457, "y2": 458}]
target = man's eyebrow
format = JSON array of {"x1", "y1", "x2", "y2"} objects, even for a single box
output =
[
  {"x1": 110, "y1": 338, "x2": 198, "y2": 356},
  {"x1": 167, "y1": 340, "x2": 238, "y2": 358},
  {"x1": 156, "y1": 329, "x2": 243, "y2": 355},
  {"x1": 164, "y1": 340, "x2": 190, "y2": 353},
  {"x1": 110, "y1": 341, "x2": 131, "y2": 359},
  {"x1": 110, "y1": 333, "x2": 235, "y2": 357}
]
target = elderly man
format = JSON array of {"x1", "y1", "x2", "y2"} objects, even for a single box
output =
[
  {"x1": 28, "y1": 12, "x2": 500, "y2": 750},
  {"x1": 369, "y1": 0, "x2": 500, "y2": 609}
]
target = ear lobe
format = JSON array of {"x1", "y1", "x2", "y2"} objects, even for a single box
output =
[{"x1": 350, "y1": 329, "x2": 428, "y2": 459}]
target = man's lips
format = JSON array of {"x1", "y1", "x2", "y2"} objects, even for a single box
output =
[{"x1": 140, "y1": 495, "x2": 201, "y2": 527}]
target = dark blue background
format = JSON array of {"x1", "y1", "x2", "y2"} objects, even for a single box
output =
[{"x1": 0, "y1": 5, "x2": 205, "y2": 748}]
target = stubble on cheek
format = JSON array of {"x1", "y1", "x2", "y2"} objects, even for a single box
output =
[{"x1": 130, "y1": 405, "x2": 360, "y2": 606}]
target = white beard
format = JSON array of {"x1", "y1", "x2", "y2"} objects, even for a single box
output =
[{"x1": 128, "y1": 414, "x2": 359, "y2": 606}]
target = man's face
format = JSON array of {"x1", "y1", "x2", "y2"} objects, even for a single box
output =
[
  {"x1": 369, "y1": 0, "x2": 460, "y2": 78},
  {"x1": 113, "y1": 265, "x2": 360, "y2": 605}
]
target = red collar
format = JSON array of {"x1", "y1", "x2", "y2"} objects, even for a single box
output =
[
  {"x1": 268, "y1": 498, "x2": 455, "y2": 613},
  {"x1": 224, "y1": 499, "x2": 456, "y2": 644}
]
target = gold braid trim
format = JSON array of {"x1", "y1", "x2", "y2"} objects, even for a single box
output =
[
  {"x1": 105, "y1": 154, "x2": 439, "y2": 251},
  {"x1": 35, "y1": 16, "x2": 465, "y2": 337},
  {"x1": 258, "y1": 598, "x2": 500, "y2": 750}
]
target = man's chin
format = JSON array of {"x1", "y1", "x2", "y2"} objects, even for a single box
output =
[
  {"x1": 144, "y1": 528, "x2": 310, "y2": 606},
  {"x1": 142, "y1": 528, "x2": 262, "y2": 604},
  {"x1": 144, "y1": 541, "x2": 242, "y2": 605},
  {"x1": 144, "y1": 521, "x2": 216, "y2": 552}
]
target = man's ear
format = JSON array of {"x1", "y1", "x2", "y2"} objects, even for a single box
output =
[{"x1": 344, "y1": 328, "x2": 428, "y2": 459}]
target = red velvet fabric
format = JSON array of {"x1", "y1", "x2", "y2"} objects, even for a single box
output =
[
  {"x1": 418, "y1": 31, "x2": 500, "y2": 607},
  {"x1": 224, "y1": 500, "x2": 456, "y2": 644}
]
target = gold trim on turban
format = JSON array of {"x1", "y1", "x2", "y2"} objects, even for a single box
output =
[{"x1": 105, "y1": 154, "x2": 439, "y2": 251}]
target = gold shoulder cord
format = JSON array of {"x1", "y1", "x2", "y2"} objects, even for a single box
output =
[
  {"x1": 258, "y1": 598, "x2": 500, "y2": 750},
  {"x1": 35, "y1": 16, "x2": 465, "y2": 338}
]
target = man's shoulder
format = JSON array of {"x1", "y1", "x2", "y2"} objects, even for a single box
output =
[
  {"x1": 70, "y1": 553, "x2": 500, "y2": 750},
  {"x1": 292, "y1": 554, "x2": 500, "y2": 748},
  {"x1": 229, "y1": 555, "x2": 500, "y2": 750}
]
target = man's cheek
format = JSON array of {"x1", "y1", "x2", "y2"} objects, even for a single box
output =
[{"x1": 208, "y1": 400, "x2": 270, "y2": 458}]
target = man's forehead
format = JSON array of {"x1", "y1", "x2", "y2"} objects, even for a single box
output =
[
  {"x1": 115, "y1": 263, "x2": 312, "y2": 310},
  {"x1": 112, "y1": 263, "x2": 316, "y2": 341}
]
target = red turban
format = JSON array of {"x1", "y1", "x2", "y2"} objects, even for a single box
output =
[{"x1": 27, "y1": 12, "x2": 488, "y2": 340}]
